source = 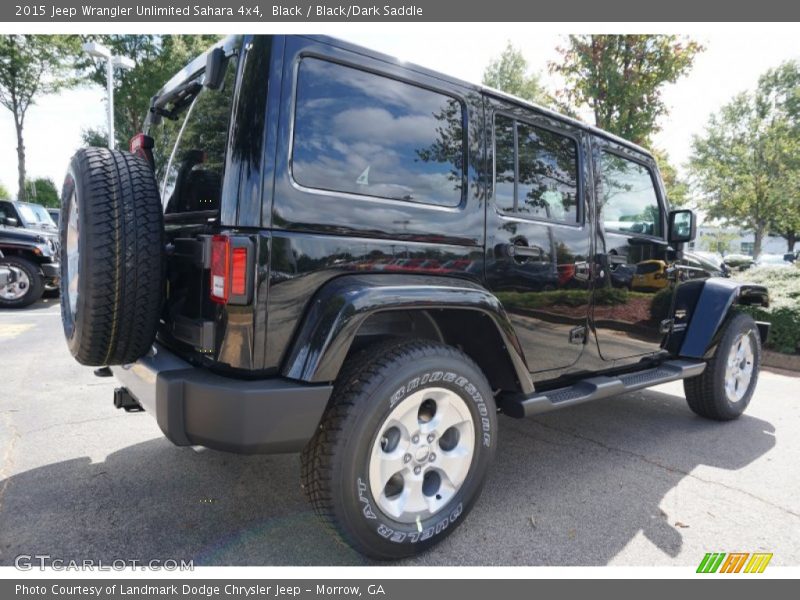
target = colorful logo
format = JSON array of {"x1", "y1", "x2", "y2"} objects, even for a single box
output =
[{"x1": 697, "y1": 552, "x2": 773, "y2": 573}]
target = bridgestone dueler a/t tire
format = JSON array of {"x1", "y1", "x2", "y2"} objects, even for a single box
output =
[
  {"x1": 683, "y1": 312, "x2": 761, "y2": 421},
  {"x1": 60, "y1": 147, "x2": 164, "y2": 366},
  {"x1": 301, "y1": 339, "x2": 497, "y2": 560}
]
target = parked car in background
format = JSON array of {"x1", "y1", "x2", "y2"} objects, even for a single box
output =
[
  {"x1": 0, "y1": 223, "x2": 60, "y2": 307},
  {"x1": 723, "y1": 253, "x2": 755, "y2": 271},
  {"x1": 0, "y1": 199, "x2": 58, "y2": 234},
  {"x1": 47, "y1": 208, "x2": 61, "y2": 227},
  {"x1": 756, "y1": 253, "x2": 793, "y2": 268},
  {"x1": 631, "y1": 259, "x2": 669, "y2": 291},
  {"x1": 680, "y1": 251, "x2": 730, "y2": 279}
]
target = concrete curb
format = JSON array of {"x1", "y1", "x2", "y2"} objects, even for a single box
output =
[{"x1": 763, "y1": 350, "x2": 800, "y2": 372}]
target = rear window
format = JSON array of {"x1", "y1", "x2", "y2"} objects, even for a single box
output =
[
  {"x1": 153, "y1": 54, "x2": 238, "y2": 214},
  {"x1": 292, "y1": 58, "x2": 465, "y2": 208}
]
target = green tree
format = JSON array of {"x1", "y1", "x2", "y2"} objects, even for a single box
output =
[
  {"x1": 690, "y1": 89, "x2": 797, "y2": 257},
  {"x1": 550, "y1": 35, "x2": 703, "y2": 145},
  {"x1": 25, "y1": 177, "x2": 59, "y2": 208},
  {"x1": 81, "y1": 35, "x2": 220, "y2": 148},
  {"x1": 759, "y1": 61, "x2": 800, "y2": 252},
  {"x1": 80, "y1": 127, "x2": 107, "y2": 148},
  {"x1": 0, "y1": 182, "x2": 9, "y2": 200},
  {"x1": 0, "y1": 35, "x2": 80, "y2": 201},
  {"x1": 652, "y1": 148, "x2": 690, "y2": 207},
  {"x1": 482, "y1": 42, "x2": 552, "y2": 106},
  {"x1": 699, "y1": 230, "x2": 738, "y2": 255},
  {"x1": 770, "y1": 192, "x2": 800, "y2": 252}
]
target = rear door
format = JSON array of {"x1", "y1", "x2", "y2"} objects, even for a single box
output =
[
  {"x1": 591, "y1": 138, "x2": 673, "y2": 362},
  {"x1": 484, "y1": 97, "x2": 593, "y2": 377}
]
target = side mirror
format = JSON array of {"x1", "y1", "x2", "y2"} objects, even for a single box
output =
[
  {"x1": 4, "y1": 217, "x2": 18, "y2": 227},
  {"x1": 668, "y1": 209, "x2": 696, "y2": 244},
  {"x1": 204, "y1": 47, "x2": 226, "y2": 90}
]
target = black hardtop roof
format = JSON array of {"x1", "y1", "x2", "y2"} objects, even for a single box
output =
[{"x1": 154, "y1": 34, "x2": 653, "y2": 160}]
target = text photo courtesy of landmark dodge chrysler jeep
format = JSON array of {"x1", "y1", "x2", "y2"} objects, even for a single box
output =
[{"x1": 58, "y1": 35, "x2": 770, "y2": 560}]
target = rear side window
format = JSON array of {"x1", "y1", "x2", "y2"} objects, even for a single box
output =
[
  {"x1": 493, "y1": 114, "x2": 579, "y2": 223},
  {"x1": 598, "y1": 152, "x2": 662, "y2": 237},
  {"x1": 292, "y1": 58, "x2": 465, "y2": 208},
  {"x1": 156, "y1": 54, "x2": 238, "y2": 214}
]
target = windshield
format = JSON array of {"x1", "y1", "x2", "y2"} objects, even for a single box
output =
[{"x1": 17, "y1": 203, "x2": 56, "y2": 229}]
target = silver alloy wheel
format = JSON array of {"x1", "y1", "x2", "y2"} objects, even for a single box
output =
[
  {"x1": 725, "y1": 332, "x2": 755, "y2": 403},
  {"x1": 66, "y1": 191, "x2": 79, "y2": 318},
  {"x1": 0, "y1": 267, "x2": 30, "y2": 301},
  {"x1": 368, "y1": 387, "x2": 475, "y2": 523}
]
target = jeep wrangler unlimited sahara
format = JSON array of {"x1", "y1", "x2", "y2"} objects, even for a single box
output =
[{"x1": 59, "y1": 35, "x2": 769, "y2": 560}]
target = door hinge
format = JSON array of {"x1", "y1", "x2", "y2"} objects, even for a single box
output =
[{"x1": 569, "y1": 325, "x2": 587, "y2": 344}]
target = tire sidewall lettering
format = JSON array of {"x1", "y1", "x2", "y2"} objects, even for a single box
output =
[{"x1": 356, "y1": 367, "x2": 494, "y2": 545}]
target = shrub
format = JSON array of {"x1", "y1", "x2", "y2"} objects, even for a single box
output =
[{"x1": 733, "y1": 266, "x2": 800, "y2": 354}]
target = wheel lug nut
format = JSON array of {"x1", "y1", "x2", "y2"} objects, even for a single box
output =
[
  {"x1": 427, "y1": 433, "x2": 435, "y2": 443},
  {"x1": 429, "y1": 453, "x2": 436, "y2": 462},
  {"x1": 403, "y1": 453, "x2": 412, "y2": 463},
  {"x1": 412, "y1": 435, "x2": 419, "y2": 444},
  {"x1": 413, "y1": 466, "x2": 421, "y2": 475}
]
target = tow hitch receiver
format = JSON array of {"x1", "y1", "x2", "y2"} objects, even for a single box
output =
[{"x1": 113, "y1": 387, "x2": 144, "y2": 412}]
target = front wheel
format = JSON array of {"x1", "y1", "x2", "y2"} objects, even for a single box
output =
[
  {"x1": 301, "y1": 339, "x2": 497, "y2": 560},
  {"x1": 0, "y1": 256, "x2": 44, "y2": 308},
  {"x1": 684, "y1": 312, "x2": 762, "y2": 421}
]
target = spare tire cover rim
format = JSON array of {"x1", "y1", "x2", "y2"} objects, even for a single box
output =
[{"x1": 66, "y1": 189, "x2": 79, "y2": 319}]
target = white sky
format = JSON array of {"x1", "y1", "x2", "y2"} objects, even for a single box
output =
[{"x1": 1, "y1": 28, "x2": 798, "y2": 197}]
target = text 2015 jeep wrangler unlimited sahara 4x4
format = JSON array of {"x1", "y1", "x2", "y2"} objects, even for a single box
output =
[{"x1": 59, "y1": 35, "x2": 770, "y2": 560}]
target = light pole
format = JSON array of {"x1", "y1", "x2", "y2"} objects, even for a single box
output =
[{"x1": 82, "y1": 42, "x2": 135, "y2": 150}]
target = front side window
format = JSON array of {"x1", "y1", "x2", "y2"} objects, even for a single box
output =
[
  {"x1": 599, "y1": 152, "x2": 662, "y2": 236},
  {"x1": 156, "y1": 54, "x2": 238, "y2": 214},
  {"x1": 292, "y1": 58, "x2": 465, "y2": 207},
  {"x1": 493, "y1": 114, "x2": 579, "y2": 223}
]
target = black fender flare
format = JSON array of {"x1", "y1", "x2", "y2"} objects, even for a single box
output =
[
  {"x1": 281, "y1": 274, "x2": 533, "y2": 393},
  {"x1": 675, "y1": 277, "x2": 769, "y2": 359}
]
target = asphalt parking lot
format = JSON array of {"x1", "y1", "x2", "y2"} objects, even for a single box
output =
[{"x1": 1, "y1": 299, "x2": 798, "y2": 567}]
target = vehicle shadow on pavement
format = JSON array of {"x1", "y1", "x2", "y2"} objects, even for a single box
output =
[{"x1": 0, "y1": 388, "x2": 776, "y2": 566}]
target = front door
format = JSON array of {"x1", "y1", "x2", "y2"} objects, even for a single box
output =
[
  {"x1": 592, "y1": 138, "x2": 674, "y2": 362},
  {"x1": 484, "y1": 98, "x2": 593, "y2": 377}
]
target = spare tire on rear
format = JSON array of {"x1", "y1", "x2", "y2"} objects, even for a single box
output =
[{"x1": 60, "y1": 147, "x2": 164, "y2": 366}]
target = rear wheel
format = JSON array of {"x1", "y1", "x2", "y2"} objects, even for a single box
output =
[
  {"x1": 684, "y1": 313, "x2": 761, "y2": 421},
  {"x1": 60, "y1": 147, "x2": 164, "y2": 366},
  {"x1": 0, "y1": 256, "x2": 44, "y2": 308},
  {"x1": 301, "y1": 339, "x2": 496, "y2": 559}
]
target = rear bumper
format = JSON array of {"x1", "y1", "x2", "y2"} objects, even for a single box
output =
[{"x1": 111, "y1": 343, "x2": 332, "y2": 454}]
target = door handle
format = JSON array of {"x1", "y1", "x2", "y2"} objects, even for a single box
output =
[{"x1": 509, "y1": 245, "x2": 542, "y2": 258}]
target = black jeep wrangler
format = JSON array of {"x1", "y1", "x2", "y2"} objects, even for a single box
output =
[
  {"x1": 59, "y1": 35, "x2": 769, "y2": 560},
  {"x1": 0, "y1": 219, "x2": 60, "y2": 308}
]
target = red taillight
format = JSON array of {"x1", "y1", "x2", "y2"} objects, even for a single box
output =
[
  {"x1": 210, "y1": 235, "x2": 230, "y2": 304},
  {"x1": 231, "y1": 247, "x2": 247, "y2": 296},
  {"x1": 129, "y1": 133, "x2": 155, "y2": 170},
  {"x1": 129, "y1": 133, "x2": 145, "y2": 154}
]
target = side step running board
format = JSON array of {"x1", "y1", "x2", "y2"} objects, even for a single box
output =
[{"x1": 499, "y1": 359, "x2": 706, "y2": 418}]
